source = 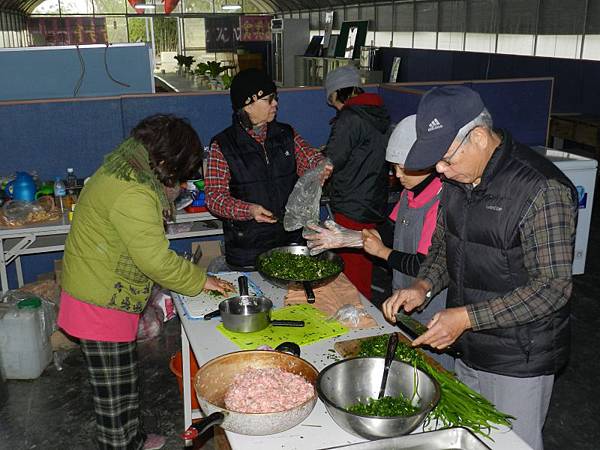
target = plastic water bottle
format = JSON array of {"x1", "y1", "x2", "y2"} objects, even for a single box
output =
[
  {"x1": 65, "y1": 168, "x2": 78, "y2": 208},
  {"x1": 66, "y1": 168, "x2": 77, "y2": 189},
  {"x1": 54, "y1": 177, "x2": 66, "y2": 213}
]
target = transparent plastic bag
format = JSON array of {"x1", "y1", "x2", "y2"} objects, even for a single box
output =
[
  {"x1": 136, "y1": 288, "x2": 165, "y2": 341},
  {"x1": 305, "y1": 219, "x2": 363, "y2": 256},
  {"x1": 0, "y1": 199, "x2": 61, "y2": 227},
  {"x1": 328, "y1": 304, "x2": 371, "y2": 328},
  {"x1": 284, "y1": 160, "x2": 331, "y2": 232},
  {"x1": 0, "y1": 289, "x2": 58, "y2": 339}
]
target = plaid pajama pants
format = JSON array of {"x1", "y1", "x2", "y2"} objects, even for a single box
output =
[{"x1": 80, "y1": 340, "x2": 145, "y2": 450}]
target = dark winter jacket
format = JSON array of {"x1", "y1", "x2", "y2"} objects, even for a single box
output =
[
  {"x1": 213, "y1": 121, "x2": 301, "y2": 268},
  {"x1": 324, "y1": 93, "x2": 391, "y2": 223},
  {"x1": 444, "y1": 132, "x2": 577, "y2": 377}
]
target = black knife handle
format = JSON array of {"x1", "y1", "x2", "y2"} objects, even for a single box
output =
[
  {"x1": 396, "y1": 321, "x2": 462, "y2": 359},
  {"x1": 443, "y1": 346, "x2": 462, "y2": 359},
  {"x1": 384, "y1": 333, "x2": 399, "y2": 368}
]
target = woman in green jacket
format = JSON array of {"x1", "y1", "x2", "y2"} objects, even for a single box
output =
[{"x1": 58, "y1": 114, "x2": 232, "y2": 450}]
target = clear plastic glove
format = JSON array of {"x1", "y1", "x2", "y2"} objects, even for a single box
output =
[
  {"x1": 304, "y1": 219, "x2": 363, "y2": 256},
  {"x1": 328, "y1": 304, "x2": 370, "y2": 327}
]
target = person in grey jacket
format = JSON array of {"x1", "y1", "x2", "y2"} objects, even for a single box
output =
[{"x1": 323, "y1": 65, "x2": 391, "y2": 299}]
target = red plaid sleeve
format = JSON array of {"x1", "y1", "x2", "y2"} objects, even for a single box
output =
[
  {"x1": 204, "y1": 140, "x2": 253, "y2": 221},
  {"x1": 293, "y1": 129, "x2": 325, "y2": 176}
]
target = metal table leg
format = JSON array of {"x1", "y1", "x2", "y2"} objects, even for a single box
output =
[
  {"x1": 15, "y1": 256, "x2": 24, "y2": 287},
  {"x1": 181, "y1": 322, "x2": 193, "y2": 447},
  {"x1": 0, "y1": 239, "x2": 8, "y2": 294}
]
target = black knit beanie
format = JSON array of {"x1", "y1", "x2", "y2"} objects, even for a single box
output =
[{"x1": 230, "y1": 69, "x2": 277, "y2": 111}]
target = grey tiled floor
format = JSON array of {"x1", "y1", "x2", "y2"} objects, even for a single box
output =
[{"x1": 1, "y1": 197, "x2": 599, "y2": 450}]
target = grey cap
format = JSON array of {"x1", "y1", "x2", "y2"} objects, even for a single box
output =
[
  {"x1": 386, "y1": 115, "x2": 417, "y2": 165},
  {"x1": 325, "y1": 65, "x2": 361, "y2": 99}
]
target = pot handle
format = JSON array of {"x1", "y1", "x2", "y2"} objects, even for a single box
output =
[
  {"x1": 275, "y1": 341, "x2": 301, "y2": 357},
  {"x1": 203, "y1": 309, "x2": 221, "y2": 320},
  {"x1": 182, "y1": 412, "x2": 225, "y2": 441},
  {"x1": 238, "y1": 275, "x2": 249, "y2": 296},
  {"x1": 303, "y1": 281, "x2": 315, "y2": 304},
  {"x1": 271, "y1": 320, "x2": 305, "y2": 327}
]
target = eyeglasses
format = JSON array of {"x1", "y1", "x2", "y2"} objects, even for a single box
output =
[
  {"x1": 438, "y1": 127, "x2": 477, "y2": 168},
  {"x1": 259, "y1": 93, "x2": 278, "y2": 104}
]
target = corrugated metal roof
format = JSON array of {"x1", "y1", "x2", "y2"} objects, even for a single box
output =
[{"x1": 0, "y1": 0, "x2": 361, "y2": 14}]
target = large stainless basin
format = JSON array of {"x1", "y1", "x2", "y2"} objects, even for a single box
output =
[{"x1": 317, "y1": 357, "x2": 440, "y2": 440}]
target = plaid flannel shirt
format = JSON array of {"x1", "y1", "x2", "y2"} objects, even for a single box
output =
[
  {"x1": 205, "y1": 124, "x2": 324, "y2": 220},
  {"x1": 420, "y1": 179, "x2": 576, "y2": 331}
]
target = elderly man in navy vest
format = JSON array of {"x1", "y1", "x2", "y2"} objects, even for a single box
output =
[
  {"x1": 205, "y1": 69, "x2": 329, "y2": 269},
  {"x1": 382, "y1": 86, "x2": 577, "y2": 450}
]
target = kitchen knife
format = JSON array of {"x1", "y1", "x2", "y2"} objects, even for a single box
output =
[{"x1": 395, "y1": 311, "x2": 462, "y2": 359}]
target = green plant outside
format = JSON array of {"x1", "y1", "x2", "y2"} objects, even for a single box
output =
[{"x1": 128, "y1": 16, "x2": 178, "y2": 54}]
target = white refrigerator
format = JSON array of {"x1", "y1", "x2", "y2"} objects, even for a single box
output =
[{"x1": 535, "y1": 147, "x2": 597, "y2": 274}]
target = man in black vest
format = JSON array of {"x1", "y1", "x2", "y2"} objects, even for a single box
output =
[
  {"x1": 382, "y1": 86, "x2": 577, "y2": 450},
  {"x1": 205, "y1": 69, "x2": 329, "y2": 269}
]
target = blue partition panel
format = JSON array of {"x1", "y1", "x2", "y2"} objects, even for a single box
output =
[
  {"x1": 0, "y1": 44, "x2": 153, "y2": 102},
  {"x1": 0, "y1": 97, "x2": 124, "y2": 179},
  {"x1": 379, "y1": 87, "x2": 424, "y2": 124},
  {"x1": 381, "y1": 79, "x2": 552, "y2": 147},
  {"x1": 121, "y1": 92, "x2": 233, "y2": 148},
  {"x1": 581, "y1": 61, "x2": 600, "y2": 115},
  {"x1": 277, "y1": 89, "x2": 336, "y2": 147},
  {"x1": 0, "y1": 80, "x2": 550, "y2": 182},
  {"x1": 121, "y1": 88, "x2": 340, "y2": 149},
  {"x1": 1, "y1": 80, "x2": 552, "y2": 285},
  {"x1": 379, "y1": 47, "x2": 600, "y2": 116},
  {"x1": 473, "y1": 80, "x2": 551, "y2": 146}
]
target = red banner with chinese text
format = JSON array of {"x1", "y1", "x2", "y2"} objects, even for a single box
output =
[
  {"x1": 240, "y1": 15, "x2": 272, "y2": 42},
  {"x1": 28, "y1": 17, "x2": 108, "y2": 46}
]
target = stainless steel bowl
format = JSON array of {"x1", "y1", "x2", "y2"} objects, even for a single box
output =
[
  {"x1": 317, "y1": 357, "x2": 440, "y2": 440},
  {"x1": 219, "y1": 296, "x2": 273, "y2": 333}
]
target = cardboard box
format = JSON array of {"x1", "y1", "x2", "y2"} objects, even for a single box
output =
[
  {"x1": 18, "y1": 279, "x2": 60, "y2": 304},
  {"x1": 54, "y1": 259, "x2": 63, "y2": 286},
  {"x1": 51, "y1": 330, "x2": 79, "y2": 351},
  {"x1": 36, "y1": 272, "x2": 55, "y2": 282},
  {"x1": 191, "y1": 240, "x2": 222, "y2": 268}
]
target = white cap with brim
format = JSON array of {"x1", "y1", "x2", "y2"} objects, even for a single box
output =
[{"x1": 386, "y1": 115, "x2": 417, "y2": 165}]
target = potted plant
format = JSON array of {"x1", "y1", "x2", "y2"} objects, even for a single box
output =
[
  {"x1": 221, "y1": 73, "x2": 233, "y2": 90},
  {"x1": 206, "y1": 61, "x2": 231, "y2": 90},
  {"x1": 174, "y1": 54, "x2": 186, "y2": 75},
  {"x1": 182, "y1": 56, "x2": 195, "y2": 78},
  {"x1": 194, "y1": 62, "x2": 209, "y2": 87}
]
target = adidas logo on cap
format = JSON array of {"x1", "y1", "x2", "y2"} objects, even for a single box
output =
[{"x1": 427, "y1": 118, "x2": 443, "y2": 132}]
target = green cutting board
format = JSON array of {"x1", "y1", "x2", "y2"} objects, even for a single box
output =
[{"x1": 216, "y1": 304, "x2": 348, "y2": 350}]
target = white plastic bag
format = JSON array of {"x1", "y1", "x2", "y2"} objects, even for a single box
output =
[{"x1": 284, "y1": 160, "x2": 331, "y2": 232}]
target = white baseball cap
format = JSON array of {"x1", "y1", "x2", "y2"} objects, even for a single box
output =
[{"x1": 386, "y1": 114, "x2": 417, "y2": 165}]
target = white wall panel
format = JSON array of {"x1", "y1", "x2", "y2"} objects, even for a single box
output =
[{"x1": 497, "y1": 34, "x2": 534, "y2": 56}]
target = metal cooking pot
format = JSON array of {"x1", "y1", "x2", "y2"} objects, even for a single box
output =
[
  {"x1": 317, "y1": 357, "x2": 440, "y2": 440},
  {"x1": 256, "y1": 245, "x2": 344, "y2": 303},
  {"x1": 206, "y1": 276, "x2": 305, "y2": 332},
  {"x1": 185, "y1": 350, "x2": 319, "y2": 439}
]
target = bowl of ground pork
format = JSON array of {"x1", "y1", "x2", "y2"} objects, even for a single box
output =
[{"x1": 192, "y1": 350, "x2": 319, "y2": 436}]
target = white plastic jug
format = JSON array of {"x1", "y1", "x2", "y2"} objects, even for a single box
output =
[{"x1": 0, "y1": 298, "x2": 53, "y2": 380}]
